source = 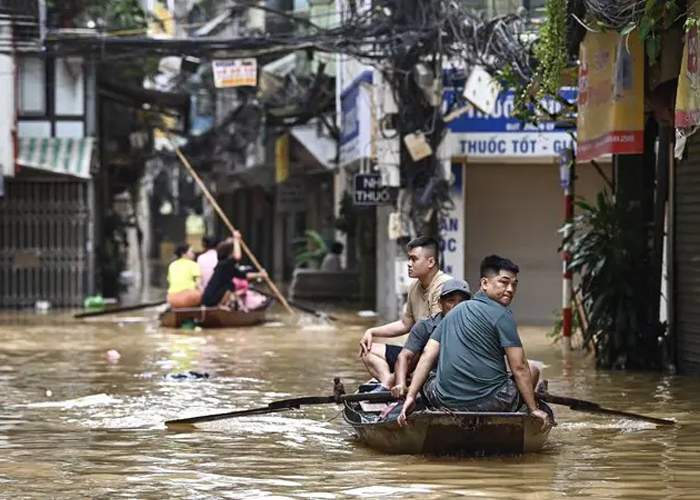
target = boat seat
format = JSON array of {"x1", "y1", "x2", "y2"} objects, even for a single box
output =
[{"x1": 359, "y1": 401, "x2": 390, "y2": 413}]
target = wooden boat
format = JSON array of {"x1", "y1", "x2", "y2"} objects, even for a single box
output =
[
  {"x1": 159, "y1": 301, "x2": 271, "y2": 329},
  {"x1": 343, "y1": 387, "x2": 555, "y2": 456}
]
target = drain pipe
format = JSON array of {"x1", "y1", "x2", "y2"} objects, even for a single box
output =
[{"x1": 11, "y1": 14, "x2": 19, "y2": 175}]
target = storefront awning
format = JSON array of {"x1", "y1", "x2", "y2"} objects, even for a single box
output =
[
  {"x1": 16, "y1": 137, "x2": 94, "y2": 179},
  {"x1": 290, "y1": 123, "x2": 337, "y2": 170}
]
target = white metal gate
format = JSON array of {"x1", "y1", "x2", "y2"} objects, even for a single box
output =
[{"x1": 0, "y1": 179, "x2": 91, "y2": 308}]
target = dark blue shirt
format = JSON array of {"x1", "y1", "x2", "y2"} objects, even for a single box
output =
[{"x1": 404, "y1": 313, "x2": 443, "y2": 354}]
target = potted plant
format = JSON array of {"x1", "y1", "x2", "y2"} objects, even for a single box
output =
[{"x1": 564, "y1": 191, "x2": 664, "y2": 369}]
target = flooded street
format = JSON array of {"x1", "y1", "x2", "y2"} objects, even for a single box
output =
[{"x1": 1, "y1": 308, "x2": 699, "y2": 500}]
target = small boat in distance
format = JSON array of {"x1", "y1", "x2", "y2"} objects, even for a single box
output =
[
  {"x1": 159, "y1": 300, "x2": 271, "y2": 329},
  {"x1": 343, "y1": 383, "x2": 555, "y2": 456}
]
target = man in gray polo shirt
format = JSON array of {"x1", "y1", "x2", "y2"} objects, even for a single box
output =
[
  {"x1": 398, "y1": 255, "x2": 551, "y2": 430},
  {"x1": 390, "y1": 278, "x2": 471, "y2": 399}
]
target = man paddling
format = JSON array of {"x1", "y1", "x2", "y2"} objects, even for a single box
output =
[
  {"x1": 390, "y1": 278, "x2": 471, "y2": 399},
  {"x1": 359, "y1": 236, "x2": 451, "y2": 392},
  {"x1": 397, "y1": 255, "x2": 551, "y2": 430}
]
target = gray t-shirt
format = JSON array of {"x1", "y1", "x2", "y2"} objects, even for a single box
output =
[
  {"x1": 404, "y1": 313, "x2": 443, "y2": 354},
  {"x1": 429, "y1": 292, "x2": 522, "y2": 408}
]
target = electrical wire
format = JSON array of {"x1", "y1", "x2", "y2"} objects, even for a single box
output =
[{"x1": 2, "y1": 0, "x2": 544, "y2": 233}]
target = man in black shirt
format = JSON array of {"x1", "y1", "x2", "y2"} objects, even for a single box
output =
[{"x1": 201, "y1": 235, "x2": 268, "y2": 309}]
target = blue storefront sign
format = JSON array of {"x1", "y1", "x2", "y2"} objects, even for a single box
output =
[
  {"x1": 339, "y1": 70, "x2": 373, "y2": 167},
  {"x1": 443, "y1": 87, "x2": 578, "y2": 158}
]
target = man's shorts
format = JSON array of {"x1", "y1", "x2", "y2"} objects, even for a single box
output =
[
  {"x1": 421, "y1": 372, "x2": 524, "y2": 412},
  {"x1": 385, "y1": 345, "x2": 403, "y2": 372}
]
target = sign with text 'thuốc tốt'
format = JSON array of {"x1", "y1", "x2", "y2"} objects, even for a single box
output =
[
  {"x1": 443, "y1": 86, "x2": 577, "y2": 158},
  {"x1": 577, "y1": 31, "x2": 645, "y2": 162}
]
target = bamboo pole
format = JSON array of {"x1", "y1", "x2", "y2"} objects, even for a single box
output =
[{"x1": 171, "y1": 141, "x2": 295, "y2": 316}]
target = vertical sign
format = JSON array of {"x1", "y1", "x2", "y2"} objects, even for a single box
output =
[
  {"x1": 577, "y1": 31, "x2": 644, "y2": 161},
  {"x1": 339, "y1": 71, "x2": 373, "y2": 167},
  {"x1": 275, "y1": 133, "x2": 290, "y2": 184},
  {"x1": 439, "y1": 163, "x2": 464, "y2": 279},
  {"x1": 675, "y1": 0, "x2": 700, "y2": 129}
]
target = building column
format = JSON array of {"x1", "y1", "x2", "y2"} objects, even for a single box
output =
[
  {"x1": 376, "y1": 205, "x2": 400, "y2": 319},
  {"x1": 333, "y1": 168, "x2": 348, "y2": 269}
]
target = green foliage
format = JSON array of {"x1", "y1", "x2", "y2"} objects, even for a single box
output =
[
  {"x1": 533, "y1": 0, "x2": 569, "y2": 98},
  {"x1": 46, "y1": 0, "x2": 147, "y2": 31},
  {"x1": 83, "y1": 0, "x2": 147, "y2": 31},
  {"x1": 498, "y1": 65, "x2": 537, "y2": 125},
  {"x1": 563, "y1": 191, "x2": 665, "y2": 369},
  {"x1": 497, "y1": 0, "x2": 569, "y2": 128},
  {"x1": 294, "y1": 230, "x2": 328, "y2": 268},
  {"x1": 685, "y1": 13, "x2": 700, "y2": 32}
]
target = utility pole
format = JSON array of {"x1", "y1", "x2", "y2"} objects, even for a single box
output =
[{"x1": 559, "y1": 147, "x2": 575, "y2": 354}]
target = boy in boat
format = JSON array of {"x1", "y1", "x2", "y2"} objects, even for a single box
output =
[
  {"x1": 389, "y1": 278, "x2": 471, "y2": 399},
  {"x1": 201, "y1": 233, "x2": 268, "y2": 310},
  {"x1": 359, "y1": 236, "x2": 451, "y2": 391},
  {"x1": 397, "y1": 255, "x2": 551, "y2": 430}
]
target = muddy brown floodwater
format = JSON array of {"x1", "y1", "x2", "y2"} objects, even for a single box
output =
[{"x1": 0, "y1": 306, "x2": 699, "y2": 500}]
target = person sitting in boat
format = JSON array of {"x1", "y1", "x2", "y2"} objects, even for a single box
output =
[
  {"x1": 390, "y1": 278, "x2": 471, "y2": 399},
  {"x1": 359, "y1": 236, "x2": 451, "y2": 392},
  {"x1": 397, "y1": 255, "x2": 551, "y2": 430},
  {"x1": 201, "y1": 233, "x2": 268, "y2": 310},
  {"x1": 166, "y1": 243, "x2": 202, "y2": 309},
  {"x1": 197, "y1": 235, "x2": 219, "y2": 291}
]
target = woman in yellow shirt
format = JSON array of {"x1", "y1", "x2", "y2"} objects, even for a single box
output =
[{"x1": 167, "y1": 244, "x2": 202, "y2": 308}]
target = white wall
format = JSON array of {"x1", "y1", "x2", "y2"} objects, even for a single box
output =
[{"x1": 0, "y1": 44, "x2": 15, "y2": 177}]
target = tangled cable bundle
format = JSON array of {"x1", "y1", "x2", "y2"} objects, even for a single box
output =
[
  {"x1": 33, "y1": 0, "x2": 543, "y2": 233},
  {"x1": 583, "y1": 0, "x2": 645, "y2": 30}
]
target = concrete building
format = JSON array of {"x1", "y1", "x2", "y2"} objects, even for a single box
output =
[
  {"x1": 0, "y1": 1, "x2": 98, "y2": 307},
  {"x1": 442, "y1": 87, "x2": 612, "y2": 325},
  {"x1": 333, "y1": 0, "x2": 612, "y2": 323}
]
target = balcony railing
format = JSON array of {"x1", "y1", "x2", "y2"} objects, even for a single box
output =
[{"x1": 0, "y1": 0, "x2": 41, "y2": 52}]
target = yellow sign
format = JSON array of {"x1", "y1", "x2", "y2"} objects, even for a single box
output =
[
  {"x1": 577, "y1": 31, "x2": 645, "y2": 162},
  {"x1": 676, "y1": 0, "x2": 700, "y2": 128},
  {"x1": 148, "y1": 1, "x2": 174, "y2": 37},
  {"x1": 275, "y1": 133, "x2": 290, "y2": 184}
]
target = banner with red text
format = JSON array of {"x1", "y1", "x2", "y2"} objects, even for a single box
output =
[{"x1": 577, "y1": 31, "x2": 645, "y2": 162}]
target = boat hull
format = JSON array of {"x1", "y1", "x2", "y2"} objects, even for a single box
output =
[
  {"x1": 343, "y1": 401, "x2": 554, "y2": 456},
  {"x1": 159, "y1": 304, "x2": 269, "y2": 329}
]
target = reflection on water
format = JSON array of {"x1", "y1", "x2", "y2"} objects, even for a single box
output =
[{"x1": 0, "y1": 308, "x2": 699, "y2": 499}]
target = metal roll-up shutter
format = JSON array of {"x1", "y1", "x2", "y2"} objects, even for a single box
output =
[
  {"x1": 0, "y1": 179, "x2": 91, "y2": 308},
  {"x1": 674, "y1": 132, "x2": 700, "y2": 375}
]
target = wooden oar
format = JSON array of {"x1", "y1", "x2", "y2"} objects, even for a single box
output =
[
  {"x1": 540, "y1": 392, "x2": 676, "y2": 426},
  {"x1": 165, "y1": 391, "x2": 394, "y2": 427},
  {"x1": 74, "y1": 300, "x2": 166, "y2": 319},
  {"x1": 250, "y1": 287, "x2": 338, "y2": 321},
  {"x1": 170, "y1": 139, "x2": 295, "y2": 317}
]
